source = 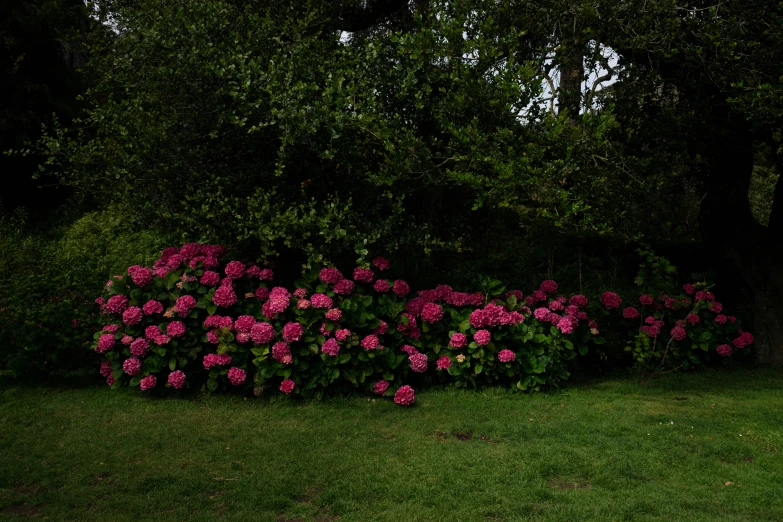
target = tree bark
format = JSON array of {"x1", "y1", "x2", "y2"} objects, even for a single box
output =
[{"x1": 699, "y1": 110, "x2": 783, "y2": 365}]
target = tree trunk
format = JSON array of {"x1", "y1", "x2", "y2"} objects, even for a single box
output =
[
  {"x1": 557, "y1": 40, "x2": 584, "y2": 120},
  {"x1": 699, "y1": 111, "x2": 783, "y2": 365}
]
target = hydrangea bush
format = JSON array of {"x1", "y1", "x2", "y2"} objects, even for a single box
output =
[{"x1": 91, "y1": 244, "x2": 753, "y2": 405}]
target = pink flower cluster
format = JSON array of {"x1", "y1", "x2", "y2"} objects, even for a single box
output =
[
  {"x1": 409, "y1": 353, "x2": 428, "y2": 373},
  {"x1": 322, "y1": 338, "x2": 340, "y2": 356},
  {"x1": 203, "y1": 353, "x2": 232, "y2": 370},
  {"x1": 272, "y1": 342, "x2": 293, "y2": 364},
  {"x1": 373, "y1": 380, "x2": 389, "y2": 395},
  {"x1": 361, "y1": 335, "x2": 381, "y2": 350},
  {"x1": 168, "y1": 370, "x2": 186, "y2": 389},
  {"x1": 733, "y1": 331, "x2": 754, "y2": 349},
  {"x1": 498, "y1": 349, "x2": 515, "y2": 363},
  {"x1": 282, "y1": 321, "x2": 304, "y2": 343},
  {"x1": 600, "y1": 292, "x2": 622, "y2": 310},
  {"x1": 394, "y1": 385, "x2": 415, "y2": 406},
  {"x1": 228, "y1": 367, "x2": 246, "y2": 385},
  {"x1": 470, "y1": 303, "x2": 523, "y2": 328}
]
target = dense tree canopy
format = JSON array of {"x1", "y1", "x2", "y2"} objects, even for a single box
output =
[{"x1": 21, "y1": 0, "x2": 783, "y2": 362}]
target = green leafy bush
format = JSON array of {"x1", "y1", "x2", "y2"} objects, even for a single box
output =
[{"x1": 0, "y1": 208, "x2": 171, "y2": 377}]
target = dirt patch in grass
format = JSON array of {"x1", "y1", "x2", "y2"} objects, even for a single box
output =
[
  {"x1": 0, "y1": 504, "x2": 41, "y2": 517},
  {"x1": 546, "y1": 478, "x2": 590, "y2": 490}
]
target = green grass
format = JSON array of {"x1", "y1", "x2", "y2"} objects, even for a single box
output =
[{"x1": 1, "y1": 368, "x2": 782, "y2": 521}]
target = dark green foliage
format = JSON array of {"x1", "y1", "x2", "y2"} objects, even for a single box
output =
[{"x1": 0, "y1": 208, "x2": 172, "y2": 377}]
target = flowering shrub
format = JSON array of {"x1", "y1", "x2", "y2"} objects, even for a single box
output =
[{"x1": 91, "y1": 244, "x2": 753, "y2": 404}]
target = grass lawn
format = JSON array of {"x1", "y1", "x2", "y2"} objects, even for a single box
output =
[{"x1": 1, "y1": 368, "x2": 781, "y2": 521}]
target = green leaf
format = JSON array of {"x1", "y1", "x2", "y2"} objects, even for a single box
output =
[{"x1": 169, "y1": 356, "x2": 176, "y2": 371}]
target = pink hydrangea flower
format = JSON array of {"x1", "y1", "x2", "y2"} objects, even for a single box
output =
[
  {"x1": 310, "y1": 293, "x2": 332, "y2": 309},
  {"x1": 319, "y1": 267, "x2": 344, "y2": 284},
  {"x1": 320, "y1": 322, "x2": 330, "y2": 337},
  {"x1": 372, "y1": 256, "x2": 390, "y2": 271},
  {"x1": 293, "y1": 288, "x2": 308, "y2": 299},
  {"x1": 569, "y1": 295, "x2": 588, "y2": 308},
  {"x1": 436, "y1": 356, "x2": 452, "y2": 370},
  {"x1": 695, "y1": 290, "x2": 714, "y2": 302},
  {"x1": 272, "y1": 342, "x2": 292, "y2": 363},
  {"x1": 394, "y1": 385, "x2": 415, "y2": 406},
  {"x1": 166, "y1": 321, "x2": 185, "y2": 337},
  {"x1": 225, "y1": 261, "x2": 245, "y2": 279},
  {"x1": 203, "y1": 315, "x2": 221, "y2": 329},
  {"x1": 219, "y1": 316, "x2": 233, "y2": 329},
  {"x1": 207, "y1": 330, "x2": 219, "y2": 344},
  {"x1": 234, "y1": 315, "x2": 255, "y2": 333},
  {"x1": 255, "y1": 287, "x2": 270, "y2": 301},
  {"x1": 498, "y1": 349, "x2": 515, "y2": 363},
  {"x1": 353, "y1": 267, "x2": 374, "y2": 283},
  {"x1": 715, "y1": 314, "x2": 727, "y2": 324},
  {"x1": 280, "y1": 379, "x2": 295, "y2": 394},
  {"x1": 131, "y1": 267, "x2": 154, "y2": 287},
  {"x1": 506, "y1": 290, "x2": 524, "y2": 301},
  {"x1": 140, "y1": 375, "x2": 156, "y2": 391},
  {"x1": 96, "y1": 333, "x2": 115, "y2": 353},
  {"x1": 400, "y1": 344, "x2": 418, "y2": 355},
  {"x1": 120, "y1": 334, "x2": 133, "y2": 345},
  {"x1": 200, "y1": 271, "x2": 220, "y2": 286},
  {"x1": 474, "y1": 330, "x2": 491, "y2": 346},
  {"x1": 168, "y1": 370, "x2": 186, "y2": 389},
  {"x1": 600, "y1": 292, "x2": 622, "y2": 310},
  {"x1": 236, "y1": 332, "x2": 251, "y2": 344},
  {"x1": 245, "y1": 265, "x2": 261, "y2": 278},
  {"x1": 540, "y1": 280, "x2": 558, "y2": 294},
  {"x1": 733, "y1": 331, "x2": 754, "y2": 349},
  {"x1": 557, "y1": 315, "x2": 577, "y2": 334},
  {"x1": 176, "y1": 295, "x2": 197, "y2": 315},
  {"x1": 716, "y1": 344, "x2": 732, "y2": 357},
  {"x1": 361, "y1": 335, "x2": 381, "y2": 350},
  {"x1": 254, "y1": 268, "x2": 272, "y2": 280},
  {"x1": 141, "y1": 300, "x2": 163, "y2": 315},
  {"x1": 450, "y1": 333, "x2": 467, "y2": 348},
  {"x1": 227, "y1": 367, "x2": 246, "y2": 386},
  {"x1": 686, "y1": 313, "x2": 701, "y2": 324},
  {"x1": 322, "y1": 338, "x2": 340, "y2": 357},
  {"x1": 622, "y1": 307, "x2": 640, "y2": 320},
  {"x1": 282, "y1": 321, "x2": 304, "y2": 343},
  {"x1": 670, "y1": 326, "x2": 687, "y2": 341},
  {"x1": 153, "y1": 334, "x2": 170, "y2": 346},
  {"x1": 373, "y1": 279, "x2": 390, "y2": 293},
  {"x1": 406, "y1": 297, "x2": 426, "y2": 317},
  {"x1": 710, "y1": 302, "x2": 723, "y2": 314},
  {"x1": 533, "y1": 307, "x2": 552, "y2": 322},
  {"x1": 683, "y1": 284, "x2": 696, "y2": 295},
  {"x1": 371, "y1": 321, "x2": 387, "y2": 335},
  {"x1": 409, "y1": 353, "x2": 428, "y2": 373},
  {"x1": 123, "y1": 357, "x2": 141, "y2": 376},
  {"x1": 334, "y1": 328, "x2": 351, "y2": 341},
  {"x1": 130, "y1": 338, "x2": 149, "y2": 357},
  {"x1": 212, "y1": 286, "x2": 237, "y2": 307},
  {"x1": 100, "y1": 361, "x2": 112, "y2": 378},
  {"x1": 105, "y1": 295, "x2": 129, "y2": 314},
  {"x1": 639, "y1": 294, "x2": 655, "y2": 306},
  {"x1": 469, "y1": 309, "x2": 486, "y2": 328},
  {"x1": 421, "y1": 303, "x2": 443, "y2": 323},
  {"x1": 203, "y1": 353, "x2": 231, "y2": 369},
  {"x1": 333, "y1": 279, "x2": 355, "y2": 295},
  {"x1": 325, "y1": 308, "x2": 342, "y2": 321},
  {"x1": 373, "y1": 380, "x2": 389, "y2": 395},
  {"x1": 392, "y1": 280, "x2": 410, "y2": 297},
  {"x1": 297, "y1": 299, "x2": 311, "y2": 310},
  {"x1": 121, "y1": 306, "x2": 142, "y2": 326},
  {"x1": 144, "y1": 325, "x2": 161, "y2": 340},
  {"x1": 531, "y1": 290, "x2": 547, "y2": 302}
]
